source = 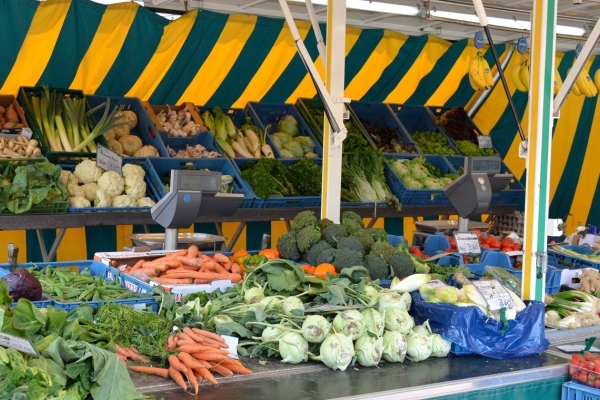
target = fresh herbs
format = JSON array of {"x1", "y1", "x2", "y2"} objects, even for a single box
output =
[{"x1": 411, "y1": 131, "x2": 457, "y2": 155}]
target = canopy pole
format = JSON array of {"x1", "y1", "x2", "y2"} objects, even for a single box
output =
[
  {"x1": 305, "y1": 0, "x2": 327, "y2": 69},
  {"x1": 522, "y1": 0, "x2": 557, "y2": 301}
]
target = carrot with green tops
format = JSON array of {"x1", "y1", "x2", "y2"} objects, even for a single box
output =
[
  {"x1": 178, "y1": 344, "x2": 228, "y2": 354},
  {"x1": 128, "y1": 366, "x2": 170, "y2": 379},
  {"x1": 191, "y1": 353, "x2": 231, "y2": 362},
  {"x1": 192, "y1": 367, "x2": 218, "y2": 385},
  {"x1": 115, "y1": 344, "x2": 129, "y2": 358},
  {"x1": 169, "y1": 367, "x2": 188, "y2": 391},
  {"x1": 219, "y1": 362, "x2": 253, "y2": 375},
  {"x1": 168, "y1": 355, "x2": 188, "y2": 373},
  {"x1": 208, "y1": 362, "x2": 234, "y2": 376},
  {"x1": 185, "y1": 367, "x2": 199, "y2": 395},
  {"x1": 178, "y1": 351, "x2": 208, "y2": 370},
  {"x1": 167, "y1": 335, "x2": 176, "y2": 350},
  {"x1": 191, "y1": 328, "x2": 226, "y2": 344},
  {"x1": 183, "y1": 327, "x2": 205, "y2": 343},
  {"x1": 117, "y1": 354, "x2": 128, "y2": 364},
  {"x1": 176, "y1": 332, "x2": 195, "y2": 343}
]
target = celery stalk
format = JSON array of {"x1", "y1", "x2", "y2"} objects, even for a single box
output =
[{"x1": 53, "y1": 95, "x2": 72, "y2": 151}]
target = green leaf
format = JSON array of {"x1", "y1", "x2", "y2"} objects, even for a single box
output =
[
  {"x1": 45, "y1": 306, "x2": 68, "y2": 336},
  {"x1": 338, "y1": 266, "x2": 371, "y2": 282},
  {"x1": 34, "y1": 332, "x2": 61, "y2": 354},
  {"x1": 28, "y1": 356, "x2": 67, "y2": 394},
  {"x1": 12, "y1": 299, "x2": 46, "y2": 338},
  {"x1": 260, "y1": 261, "x2": 305, "y2": 292},
  {"x1": 215, "y1": 320, "x2": 254, "y2": 338},
  {"x1": 41, "y1": 337, "x2": 82, "y2": 369},
  {"x1": 325, "y1": 285, "x2": 347, "y2": 306},
  {"x1": 0, "y1": 281, "x2": 13, "y2": 307}
]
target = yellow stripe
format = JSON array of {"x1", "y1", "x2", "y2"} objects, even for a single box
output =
[
  {"x1": 223, "y1": 222, "x2": 246, "y2": 252},
  {"x1": 285, "y1": 26, "x2": 362, "y2": 103},
  {"x1": 126, "y1": 11, "x2": 197, "y2": 101},
  {"x1": 344, "y1": 30, "x2": 407, "y2": 101},
  {"x1": 180, "y1": 14, "x2": 258, "y2": 106},
  {"x1": 0, "y1": 231, "x2": 27, "y2": 263},
  {"x1": 230, "y1": 19, "x2": 310, "y2": 108},
  {"x1": 568, "y1": 97, "x2": 600, "y2": 228},
  {"x1": 70, "y1": 3, "x2": 138, "y2": 93},
  {"x1": 56, "y1": 227, "x2": 87, "y2": 261},
  {"x1": 384, "y1": 36, "x2": 450, "y2": 104},
  {"x1": 0, "y1": 0, "x2": 71, "y2": 94}
]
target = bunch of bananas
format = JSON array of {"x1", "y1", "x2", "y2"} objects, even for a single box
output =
[
  {"x1": 567, "y1": 66, "x2": 598, "y2": 97},
  {"x1": 511, "y1": 59, "x2": 530, "y2": 92},
  {"x1": 469, "y1": 53, "x2": 494, "y2": 91}
]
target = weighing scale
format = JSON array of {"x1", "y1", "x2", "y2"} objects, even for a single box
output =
[
  {"x1": 150, "y1": 169, "x2": 244, "y2": 250},
  {"x1": 443, "y1": 157, "x2": 514, "y2": 231}
]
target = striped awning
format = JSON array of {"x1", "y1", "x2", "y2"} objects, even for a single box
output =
[{"x1": 0, "y1": 0, "x2": 597, "y2": 261}]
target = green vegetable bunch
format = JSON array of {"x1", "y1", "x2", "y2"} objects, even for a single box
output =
[
  {"x1": 455, "y1": 140, "x2": 497, "y2": 156},
  {"x1": 411, "y1": 131, "x2": 457, "y2": 155},
  {"x1": 387, "y1": 156, "x2": 459, "y2": 190}
]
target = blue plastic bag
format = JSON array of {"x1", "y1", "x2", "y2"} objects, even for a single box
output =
[{"x1": 410, "y1": 292, "x2": 549, "y2": 359}]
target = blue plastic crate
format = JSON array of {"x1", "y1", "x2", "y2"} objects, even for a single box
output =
[
  {"x1": 386, "y1": 103, "x2": 459, "y2": 156},
  {"x1": 562, "y1": 381, "x2": 600, "y2": 400},
  {"x1": 445, "y1": 156, "x2": 525, "y2": 206},
  {"x1": 388, "y1": 235, "x2": 407, "y2": 247},
  {"x1": 437, "y1": 253, "x2": 463, "y2": 266},
  {"x1": 546, "y1": 266, "x2": 561, "y2": 294},
  {"x1": 548, "y1": 247, "x2": 582, "y2": 269},
  {"x1": 423, "y1": 233, "x2": 451, "y2": 256},
  {"x1": 86, "y1": 95, "x2": 169, "y2": 158},
  {"x1": 561, "y1": 245, "x2": 600, "y2": 271},
  {"x1": 233, "y1": 158, "x2": 321, "y2": 208},
  {"x1": 479, "y1": 251, "x2": 513, "y2": 269},
  {"x1": 450, "y1": 342, "x2": 473, "y2": 356},
  {"x1": 385, "y1": 154, "x2": 458, "y2": 206},
  {"x1": 160, "y1": 131, "x2": 223, "y2": 158},
  {"x1": 245, "y1": 102, "x2": 324, "y2": 158},
  {"x1": 61, "y1": 159, "x2": 158, "y2": 212},
  {"x1": 348, "y1": 101, "x2": 420, "y2": 155},
  {"x1": 197, "y1": 107, "x2": 257, "y2": 158},
  {"x1": 145, "y1": 157, "x2": 255, "y2": 209}
]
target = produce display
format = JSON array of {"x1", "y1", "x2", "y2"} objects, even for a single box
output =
[
  {"x1": 434, "y1": 107, "x2": 479, "y2": 144},
  {"x1": 63, "y1": 160, "x2": 155, "y2": 209},
  {"x1": 202, "y1": 107, "x2": 274, "y2": 158},
  {"x1": 270, "y1": 114, "x2": 319, "y2": 158},
  {"x1": 569, "y1": 352, "x2": 600, "y2": 389},
  {"x1": 357, "y1": 117, "x2": 418, "y2": 154},
  {"x1": 0, "y1": 135, "x2": 41, "y2": 158},
  {"x1": 387, "y1": 156, "x2": 459, "y2": 190},
  {"x1": 0, "y1": 160, "x2": 68, "y2": 214},
  {"x1": 343, "y1": 148, "x2": 398, "y2": 206},
  {"x1": 157, "y1": 105, "x2": 204, "y2": 137},
  {"x1": 411, "y1": 131, "x2": 457, "y2": 155},
  {"x1": 103, "y1": 108, "x2": 160, "y2": 158},
  {"x1": 166, "y1": 143, "x2": 221, "y2": 158},
  {"x1": 0, "y1": 102, "x2": 25, "y2": 129}
]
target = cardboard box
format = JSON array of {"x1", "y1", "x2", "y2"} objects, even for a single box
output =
[
  {"x1": 0, "y1": 94, "x2": 29, "y2": 134},
  {"x1": 142, "y1": 101, "x2": 207, "y2": 134}
]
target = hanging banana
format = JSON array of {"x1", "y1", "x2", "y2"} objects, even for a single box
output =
[
  {"x1": 583, "y1": 68, "x2": 597, "y2": 96},
  {"x1": 481, "y1": 56, "x2": 494, "y2": 88},
  {"x1": 567, "y1": 68, "x2": 583, "y2": 96},
  {"x1": 594, "y1": 69, "x2": 600, "y2": 92},
  {"x1": 511, "y1": 61, "x2": 527, "y2": 92},
  {"x1": 469, "y1": 54, "x2": 488, "y2": 90},
  {"x1": 553, "y1": 68, "x2": 563, "y2": 96},
  {"x1": 519, "y1": 60, "x2": 530, "y2": 91}
]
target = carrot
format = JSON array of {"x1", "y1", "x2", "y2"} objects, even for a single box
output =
[
  {"x1": 175, "y1": 340, "x2": 196, "y2": 347},
  {"x1": 192, "y1": 367, "x2": 218, "y2": 385},
  {"x1": 196, "y1": 359, "x2": 212, "y2": 368},
  {"x1": 187, "y1": 245, "x2": 199, "y2": 259},
  {"x1": 180, "y1": 265, "x2": 201, "y2": 271},
  {"x1": 126, "y1": 349, "x2": 151, "y2": 364},
  {"x1": 201, "y1": 260, "x2": 216, "y2": 271},
  {"x1": 130, "y1": 259, "x2": 145, "y2": 271},
  {"x1": 193, "y1": 278, "x2": 213, "y2": 284},
  {"x1": 191, "y1": 328, "x2": 226, "y2": 344},
  {"x1": 212, "y1": 253, "x2": 230, "y2": 263},
  {"x1": 192, "y1": 353, "x2": 231, "y2": 362},
  {"x1": 208, "y1": 362, "x2": 234, "y2": 376},
  {"x1": 199, "y1": 255, "x2": 212, "y2": 263},
  {"x1": 165, "y1": 266, "x2": 199, "y2": 274},
  {"x1": 128, "y1": 366, "x2": 170, "y2": 379},
  {"x1": 115, "y1": 344, "x2": 129, "y2": 357},
  {"x1": 157, "y1": 271, "x2": 241, "y2": 283},
  {"x1": 178, "y1": 344, "x2": 225, "y2": 354},
  {"x1": 219, "y1": 362, "x2": 253, "y2": 375},
  {"x1": 143, "y1": 259, "x2": 181, "y2": 269},
  {"x1": 173, "y1": 336, "x2": 180, "y2": 348},
  {"x1": 190, "y1": 349, "x2": 229, "y2": 357},
  {"x1": 117, "y1": 354, "x2": 128, "y2": 364},
  {"x1": 183, "y1": 327, "x2": 205, "y2": 344},
  {"x1": 169, "y1": 366, "x2": 188, "y2": 391},
  {"x1": 176, "y1": 332, "x2": 195, "y2": 343},
  {"x1": 230, "y1": 263, "x2": 242, "y2": 275},
  {"x1": 128, "y1": 346, "x2": 140, "y2": 355},
  {"x1": 167, "y1": 335, "x2": 176, "y2": 350},
  {"x1": 176, "y1": 256, "x2": 202, "y2": 268},
  {"x1": 185, "y1": 366, "x2": 199, "y2": 395},
  {"x1": 154, "y1": 249, "x2": 188, "y2": 261},
  {"x1": 137, "y1": 267, "x2": 160, "y2": 277},
  {"x1": 168, "y1": 355, "x2": 188, "y2": 374},
  {"x1": 222, "y1": 261, "x2": 232, "y2": 271},
  {"x1": 178, "y1": 351, "x2": 208, "y2": 370},
  {"x1": 153, "y1": 277, "x2": 193, "y2": 285},
  {"x1": 212, "y1": 262, "x2": 228, "y2": 274}
]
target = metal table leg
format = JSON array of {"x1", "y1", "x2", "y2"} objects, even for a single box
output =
[{"x1": 36, "y1": 228, "x2": 67, "y2": 262}]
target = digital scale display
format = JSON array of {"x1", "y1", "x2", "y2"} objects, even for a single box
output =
[
  {"x1": 470, "y1": 158, "x2": 501, "y2": 173},
  {"x1": 175, "y1": 171, "x2": 221, "y2": 192}
]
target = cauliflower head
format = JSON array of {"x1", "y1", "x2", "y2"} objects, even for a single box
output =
[
  {"x1": 122, "y1": 164, "x2": 145, "y2": 179},
  {"x1": 112, "y1": 194, "x2": 136, "y2": 208},
  {"x1": 124, "y1": 175, "x2": 146, "y2": 200},
  {"x1": 94, "y1": 189, "x2": 112, "y2": 208},
  {"x1": 60, "y1": 170, "x2": 78, "y2": 186},
  {"x1": 137, "y1": 197, "x2": 156, "y2": 207},
  {"x1": 74, "y1": 160, "x2": 103, "y2": 184},
  {"x1": 67, "y1": 183, "x2": 85, "y2": 198},
  {"x1": 97, "y1": 171, "x2": 125, "y2": 197},
  {"x1": 80, "y1": 182, "x2": 99, "y2": 202},
  {"x1": 69, "y1": 196, "x2": 91, "y2": 209}
]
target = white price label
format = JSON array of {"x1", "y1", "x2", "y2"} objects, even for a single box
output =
[
  {"x1": 428, "y1": 279, "x2": 447, "y2": 288},
  {"x1": 472, "y1": 279, "x2": 514, "y2": 311},
  {"x1": 453, "y1": 231, "x2": 481, "y2": 254},
  {"x1": 477, "y1": 135, "x2": 493, "y2": 148},
  {"x1": 96, "y1": 144, "x2": 123, "y2": 174},
  {"x1": 0, "y1": 332, "x2": 38, "y2": 356}
]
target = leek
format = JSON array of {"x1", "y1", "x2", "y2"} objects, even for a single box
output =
[
  {"x1": 71, "y1": 98, "x2": 126, "y2": 152},
  {"x1": 53, "y1": 96, "x2": 72, "y2": 151}
]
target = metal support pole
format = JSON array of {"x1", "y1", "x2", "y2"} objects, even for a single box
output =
[{"x1": 305, "y1": 0, "x2": 327, "y2": 68}]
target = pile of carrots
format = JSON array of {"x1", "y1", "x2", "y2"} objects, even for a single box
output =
[
  {"x1": 115, "y1": 344, "x2": 150, "y2": 364},
  {"x1": 123, "y1": 245, "x2": 244, "y2": 285},
  {"x1": 128, "y1": 327, "x2": 252, "y2": 395}
]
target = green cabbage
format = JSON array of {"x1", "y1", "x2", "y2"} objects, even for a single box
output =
[
  {"x1": 277, "y1": 115, "x2": 300, "y2": 137},
  {"x1": 402, "y1": 176, "x2": 424, "y2": 190},
  {"x1": 294, "y1": 136, "x2": 315, "y2": 153},
  {"x1": 270, "y1": 135, "x2": 283, "y2": 150},
  {"x1": 283, "y1": 141, "x2": 305, "y2": 157},
  {"x1": 272, "y1": 131, "x2": 293, "y2": 145},
  {"x1": 304, "y1": 152, "x2": 319, "y2": 158},
  {"x1": 279, "y1": 149, "x2": 295, "y2": 158}
]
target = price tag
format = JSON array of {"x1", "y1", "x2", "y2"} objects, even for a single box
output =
[
  {"x1": 428, "y1": 279, "x2": 446, "y2": 288},
  {"x1": 96, "y1": 144, "x2": 122, "y2": 174},
  {"x1": 472, "y1": 279, "x2": 513, "y2": 311},
  {"x1": 557, "y1": 345, "x2": 600, "y2": 353},
  {"x1": 0, "y1": 332, "x2": 39, "y2": 356},
  {"x1": 477, "y1": 135, "x2": 493, "y2": 149},
  {"x1": 575, "y1": 43, "x2": 583, "y2": 58},
  {"x1": 474, "y1": 31, "x2": 484, "y2": 49},
  {"x1": 20, "y1": 128, "x2": 32, "y2": 139},
  {"x1": 453, "y1": 231, "x2": 481, "y2": 254},
  {"x1": 222, "y1": 335, "x2": 239, "y2": 359}
]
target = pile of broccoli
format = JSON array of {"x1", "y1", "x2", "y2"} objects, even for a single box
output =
[{"x1": 275, "y1": 210, "x2": 430, "y2": 280}]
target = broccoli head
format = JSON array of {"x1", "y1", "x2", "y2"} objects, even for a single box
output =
[
  {"x1": 367, "y1": 227, "x2": 389, "y2": 243},
  {"x1": 321, "y1": 224, "x2": 348, "y2": 247},
  {"x1": 317, "y1": 218, "x2": 334, "y2": 232},
  {"x1": 342, "y1": 218, "x2": 363, "y2": 235},
  {"x1": 336, "y1": 236, "x2": 365, "y2": 256},
  {"x1": 389, "y1": 251, "x2": 415, "y2": 279},
  {"x1": 316, "y1": 247, "x2": 336, "y2": 265},
  {"x1": 341, "y1": 211, "x2": 365, "y2": 229},
  {"x1": 306, "y1": 240, "x2": 333, "y2": 266},
  {"x1": 291, "y1": 210, "x2": 318, "y2": 232},
  {"x1": 332, "y1": 247, "x2": 364, "y2": 273},
  {"x1": 369, "y1": 241, "x2": 396, "y2": 263},
  {"x1": 364, "y1": 253, "x2": 393, "y2": 280},
  {"x1": 276, "y1": 231, "x2": 300, "y2": 261},
  {"x1": 352, "y1": 229, "x2": 375, "y2": 254},
  {"x1": 296, "y1": 225, "x2": 322, "y2": 253}
]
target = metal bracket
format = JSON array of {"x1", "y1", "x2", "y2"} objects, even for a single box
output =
[
  {"x1": 536, "y1": 251, "x2": 547, "y2": 279},
  {"x1": 518, "y1": 139, "x2": 528, "y2": 159}
]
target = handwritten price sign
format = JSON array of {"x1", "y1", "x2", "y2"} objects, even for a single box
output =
[
  {"x1": 472, "y1": 279, "x2": 514, "y2": 311},
  {"x1": 453, "y1": 232, "x2": 481, "y2": 254}
]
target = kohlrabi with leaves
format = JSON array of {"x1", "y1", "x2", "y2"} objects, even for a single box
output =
[
  {"x1": 279, "y1": 332, "x2": 309, "y2": 364},
  {"x1": 281, "y1": 296, "x2": 304, "y2": 317},
  {"x1": 377, "y1": 291, "x2": 407, "y2": 314},
  {"x1": 381, "y1": 331, "x2": 408, "y2": 363},
  {"x1": 354, "y1": 334, "x2": 383, "y2": 367},
  {"x1": 363, "y1": 285, "x2": 381, "y2": 306},
  {"x1": 301, "y1": 315, "x2": 331, "y2": 343},
  {"x1": 313, "y1": 332, "x2": 355, "y2": 371},
  {"x1": 244, "y1": 284, "x2": 265, "y2": 304},
  {"x1": 431, "y1": 334, "x2": 451, "y2": 357},
  {"x1": 384, "y1": 308, "x2": 414, "y2": 334},
  {"x1": 406, "y1": 331, "x2": 433, "y2": 362},
  {"x1": 332, "y1": 309, "x2": 365, "y2": 340},
  {"x1": 361, "y1": 308, "x2": 385, "y2": 337}
]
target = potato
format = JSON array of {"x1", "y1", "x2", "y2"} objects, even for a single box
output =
[
  {"x1": 107, "y1": 139, "x2": 124, "y2": 155},
  {"x1": 118, "y1": 134, "x2": 143, "y2": 156}
]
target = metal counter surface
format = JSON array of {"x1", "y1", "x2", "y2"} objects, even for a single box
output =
[{"x1": 133, "y1": 352, "x2": 569, "y2": 400}]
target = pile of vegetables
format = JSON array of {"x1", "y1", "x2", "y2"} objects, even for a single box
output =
[
  {"x1": 342, "y1": 148, "x2": 398, "y2": 206},
  {"x1": 434, "y1": 107, "x2": 479, "y2": 144},
  {"x1": 166, "y1": 143, "x2": 220, "y2": 158},
  {"x1": 202, "y1": 107, "x2": 274, "y2": 159},
  {"x1": 276, "y1": 210, "x2": 433, "y2": 281},
  {"x1": 304, "y1": 103, "x2": 370, "y2": 152},
  {"x1": 270, "y1": 114, "x2": 319, "y2": 158},
  {"x1": 455, "y1": 140, "x2": 497, "y2": 157},
  {"x1": 103, "y1": 108, "x2": 160, "y2": 158},
  {"x1": 411, "y1": 131, "x2": 457, "y2": 155},
  {"x1": 63, "y1": 160, "x2": 155, "y2": 209},
  {"x1": 358, "y1": 117, "x2": 418, "y2": 154},
  {"x1": 545, "y1": 290, "x2": 600, "y2": 330},
  {"x1": 22, "y1": 85, "x2": 124, "y2": 153},
  {"x1": 569, "y1": 352, "x2": 600, "y2": 389},
  {"x1": 0, "y1": 160, "x2": 68, "y2": 214},
  {"x1": 0, "y1": 135, "x2": 42, "y2": 159},
  {"x1": 0, "y1": 102, "x2": 25, "y2": 129},
  {"x1": 240, "y1": 158, "x2": 322, "y2": 199},
  {"x1": 387, "y1": 156, "x2": 459, "y2": 190},
  {"x1": 157, "y1": 105, "x2": 204, "y2": 137}
]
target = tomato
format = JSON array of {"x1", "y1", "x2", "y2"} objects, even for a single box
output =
[
  {"x1": 302, "y1": 265, "x2": 316, "y2": 275},
  {"x1": 480, "y1": 243, "x2": 491, "y2": 249},
  {"x1": 444, "y1": 248, "x2": 454, "y2": 253},
  {"x1": 259, "y1": 248, "x2": 280, "y2": 260},
  {"x1": 313, "y1": 263, "x2": 337, "y2": 279},
  {"x1": 501, "y1": 237, "x2": 515, "y2": 246},
  {"x1": 489, "y1": 241, "x2": 501, "y2": 249},
  {"x1": 230, "y1": 249, "x2": 249, "y2": 263},
  {"x1": 409, "y1": 247, "x2": 422, "y2": 255},
  {"x1": 586, "y1": 352, "x2": 594, "y2": 361},
  {"x1": 470, "y1": 229, "x2": 484, "y2": 242},
  {"x1": 449, "y1": 238, "x2": 457, "y2": 249},
  {"x1": 512, "y1": 243, "x2": 522, "y2": 251},
  {"x1": 485, "y1": 236, "x2": 499, "y2": 245},
  {"x1": 501, "y1": 246, "x2": 514, "y2": 252}
]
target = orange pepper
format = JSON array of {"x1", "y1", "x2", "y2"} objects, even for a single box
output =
[
  {"x1": 230, "y1": 249, "x2": 249, "y2": 263},
  {"x1": 259, "y1": 249, "x2": 280, "y2": 260},
  {"x1": 313, "y1": 263, "x2": 336, "y2": 279},
  {"x1": 302, "y1": 265, "x2": 316, "y2": 275}
]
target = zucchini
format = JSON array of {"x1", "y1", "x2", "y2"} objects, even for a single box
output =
[{"x1": 484, "y1": 266, "x2": 522, "y2": 296}]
